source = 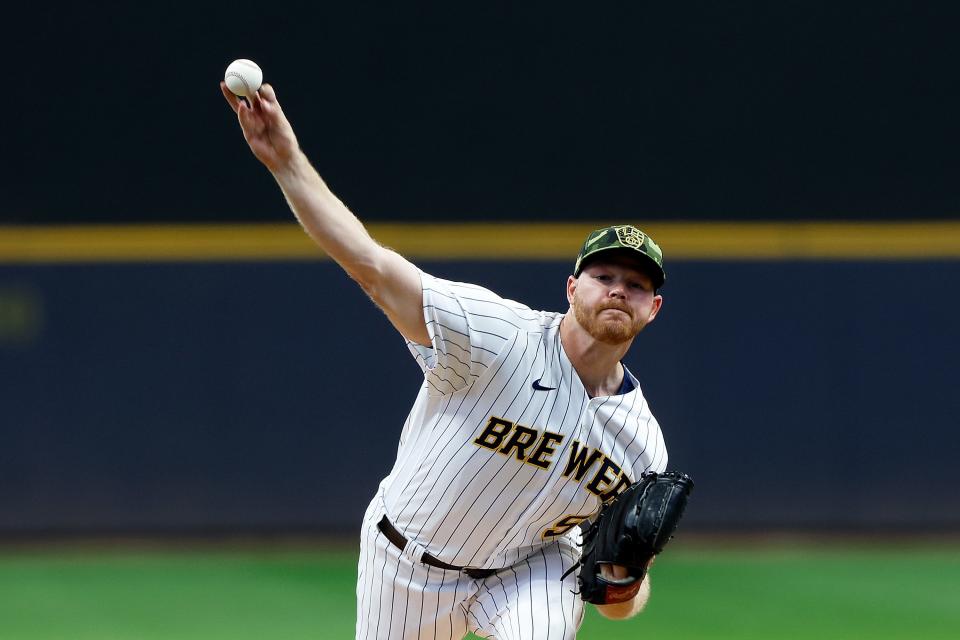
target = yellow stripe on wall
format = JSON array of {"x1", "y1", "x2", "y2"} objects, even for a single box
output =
[{"x1": 1, "y1": 222, "x2": 959, "y2": 263}]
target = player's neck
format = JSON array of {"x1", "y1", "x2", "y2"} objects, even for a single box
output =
[{"x1": 559, "y1": 313, "x2": 632, "y2": 397}]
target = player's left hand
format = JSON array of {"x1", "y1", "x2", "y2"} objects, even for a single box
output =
[
  {"x1": 599, "y1": 558, "x2": 653, "y2": 581},
  {"x1": 566, "y1": 471, "x2": 694, "y2": 605}
]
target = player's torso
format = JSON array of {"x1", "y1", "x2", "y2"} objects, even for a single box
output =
[{"x1": 382, "y1": 317, "x2": 667, "y2": 569}]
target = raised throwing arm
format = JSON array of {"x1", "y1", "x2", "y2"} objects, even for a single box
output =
[{"x1": 221, "y1": 82, "x2": 429, "y2": 345}]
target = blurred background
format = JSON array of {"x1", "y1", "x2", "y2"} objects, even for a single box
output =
[{"x1": 2, "y1": 1, "x2": 959, "y2": 638}]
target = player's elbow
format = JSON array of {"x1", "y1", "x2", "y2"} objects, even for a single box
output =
[
  {"x1": 352, "y1": 241, "x2": 412, "y2": 281},
  {"x1": 348, "y1": 249, "x2": 412, "y2": 307},
  {"x1": 350, "y1": 259, "x2": 391, "y2": 301},
  {"x1": 345, "y1": 250, "x2": 385, "y2": 292}
]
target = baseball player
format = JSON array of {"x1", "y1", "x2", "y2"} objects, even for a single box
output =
[{"x1": 222, "y1": 82, "x2": 670, "y2": 639}]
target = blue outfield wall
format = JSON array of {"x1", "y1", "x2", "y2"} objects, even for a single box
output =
[{"x1": 1, "y1": 259, "x2": 958, "y2": 534}]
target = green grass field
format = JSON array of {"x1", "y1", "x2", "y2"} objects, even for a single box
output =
[{"x1": 1, "y1": 541, "x2": 957, "y2": 639}]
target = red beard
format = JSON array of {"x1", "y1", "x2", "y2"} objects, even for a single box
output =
[{"x1": 572, "y1": 296, "x2": 645, "y2": 345}]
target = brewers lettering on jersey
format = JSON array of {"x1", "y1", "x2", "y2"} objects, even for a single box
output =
[{"x1": 223, "y1": 79, "x2": 671, "y2": 639}]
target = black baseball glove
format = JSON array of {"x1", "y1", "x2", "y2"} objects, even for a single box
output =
[{"x1": 564, "y1": 471, "x2": 694, "y2": 605}]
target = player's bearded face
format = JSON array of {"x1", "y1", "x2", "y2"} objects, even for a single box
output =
[{"x1": 572, "y1": 288, "x2": 647, "y2": 345}]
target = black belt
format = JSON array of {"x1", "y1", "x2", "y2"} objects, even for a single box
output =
[{"x1": 377, "y1": 516, "x2": 496, "y2": 579}]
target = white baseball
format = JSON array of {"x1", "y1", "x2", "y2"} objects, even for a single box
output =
[{"x1": 224, "y1": 59, "x2": 263, "y2": 97}]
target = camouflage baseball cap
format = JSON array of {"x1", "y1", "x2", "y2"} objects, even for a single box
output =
[{"x1": 573, "y1": 225, "x2": 666, "y2": 289}]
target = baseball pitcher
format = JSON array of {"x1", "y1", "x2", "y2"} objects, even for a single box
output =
[{"x1": 222, "y1": 80, "x2": 693, "y2": 640}]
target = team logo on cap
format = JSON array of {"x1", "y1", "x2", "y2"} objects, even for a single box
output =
[{"x1": 614, "y1": 225, "x2": 645, "y2": 249}]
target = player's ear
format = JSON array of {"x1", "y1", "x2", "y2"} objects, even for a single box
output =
[
  {"x1": 646, "y1": 294, "x2": 663, "y2": 323},
  {"x1": 566, "y1": 275, "x2": 578, "y2": 305}
]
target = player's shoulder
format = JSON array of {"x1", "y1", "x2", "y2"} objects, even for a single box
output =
[{"x1": 423, "y1": 272, "x2": 554, "y2": 330}]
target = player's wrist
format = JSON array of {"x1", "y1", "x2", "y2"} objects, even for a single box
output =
[{"x1": 269, "y1": 149, "x2": 313, "y2": 183}]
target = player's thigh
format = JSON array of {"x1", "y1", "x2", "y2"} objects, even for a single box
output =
[
  {"x1": 469, "y1": 543, "x2": 584, "y2": 640},
  {"x1": 356, "y1": 514, "x2": 471, "y2": 640}
]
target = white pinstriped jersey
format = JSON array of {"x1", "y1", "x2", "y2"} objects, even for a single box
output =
[{"x1": 379, "y1": 272, "x2": 668, "y2": 570}]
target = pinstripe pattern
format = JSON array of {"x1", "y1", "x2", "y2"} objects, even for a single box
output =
[
  {"x1": 358, "y1": 490, "x2": 585, "y2": 639},
  {"x1": 360, "y1": 272, "x2": 667, "y2": 638}
]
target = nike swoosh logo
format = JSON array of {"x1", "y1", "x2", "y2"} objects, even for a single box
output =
[{"x1": 532, "y1": 378, "x2": 557, "y2": 391}]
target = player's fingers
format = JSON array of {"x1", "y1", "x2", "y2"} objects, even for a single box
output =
[
  {"x1": 220, "y1": 82, "x2": 241, "y2": 114},
  {"x1": 250, "y1": 88, "x2": 280, "y2": 121},
  {"x1": 608, "y1": 564, "x2": 630, "y2": 579},
  {"x1": 260, "y1": 83, "x2": 277, "y2": 103},
  {"x1": 245, "y1": 91, "x2": 261, "y2": 118},
  {"x1": 236, "y1": 99, "x2": 258, "y2": 132},
  {"x1": 259, "y1": 85, "x2": 288, "y2": 123},
  {"x1": 238, "y1": 98, "x2": 258, "y2": 122}
]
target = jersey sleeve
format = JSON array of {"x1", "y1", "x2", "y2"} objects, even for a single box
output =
[
  {"x1": 407, "y1": 272, "x2": 539, "y2": 396},
  {"x1": 634, "y1": 413, "x2": 669, "y2": 477}
]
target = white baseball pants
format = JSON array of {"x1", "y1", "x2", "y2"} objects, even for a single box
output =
[{"x1": 356, "y1": 496, "x2": 585, "y2": 640}]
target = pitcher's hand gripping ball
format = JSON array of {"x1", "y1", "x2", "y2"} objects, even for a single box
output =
[
  {"x1": 224, "y1": 59, "x2": 263, "y2": 97},
  {"x1": 566, "y1": 471, "x2": 695, "y2": 604}
]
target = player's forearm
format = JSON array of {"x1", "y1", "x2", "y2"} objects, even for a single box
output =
[
  {"x1": 271, "y1": 151, "x2": 383, "y2": 283},
  {"x1": 594, "y1": 574, "x2": 650, "y2": 620}
]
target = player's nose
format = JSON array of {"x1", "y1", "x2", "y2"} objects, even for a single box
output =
[{"x1": 608, "y1": 282, "x2": 627, "y2": 298}]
